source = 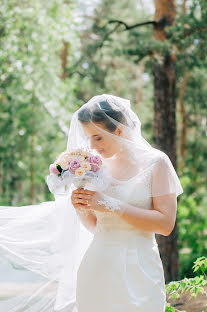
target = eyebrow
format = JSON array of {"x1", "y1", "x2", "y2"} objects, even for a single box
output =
[{"x1": 92, "y1": 134, "x2": 100, "y2": 137}]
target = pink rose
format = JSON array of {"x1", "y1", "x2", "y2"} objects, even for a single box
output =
[
  {"x1": 88, "y1": 155, "x2": 102, "y2": 166},
  {"x1": 69, "y1": 158, "x2": 81, "y2": 173},
  {"x1": 90, "y1": 164, "x2": 100, "y2": 172},
  {"x1": 49, "y1": 164, "x2": 60, "y2": 175}
]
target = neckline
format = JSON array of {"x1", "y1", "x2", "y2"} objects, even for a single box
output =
[
  {"x1": 109, "y1": 161, "x2": 156, "y2": 184},
  {"x1": 110, "y1": 173, "x2": 139, "y2": 184}
]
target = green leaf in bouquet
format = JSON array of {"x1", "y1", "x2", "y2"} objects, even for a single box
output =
[{"x1": 56, "y1": 164, "x2": 62, "y2": 173}]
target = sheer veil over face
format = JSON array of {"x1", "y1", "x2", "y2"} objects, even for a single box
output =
[{"x1": 67, "y1": 93, "x2": 183, "y2": 197}]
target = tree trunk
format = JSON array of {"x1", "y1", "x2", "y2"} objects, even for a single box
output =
[
  {"x1": 182, "y1": 0, "x2": 187, "y2": 14},
  {"x1": 60, "y1": 40, "x2": 69, "y2": 80},
  {"x1": 153, "y1": 0, "x2": 180, "y2": 283},
  {"x1": 178, "y1": 72, "x2": 190, "y2": 174}
]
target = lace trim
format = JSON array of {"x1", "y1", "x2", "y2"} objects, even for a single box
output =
[{"x1": 97, "y1": 194, "x2": 125, "y2": 214}]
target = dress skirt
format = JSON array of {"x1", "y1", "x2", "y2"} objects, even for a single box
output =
[{"x1": 76, "y1": 227, "x2": 166, "y2": 312}]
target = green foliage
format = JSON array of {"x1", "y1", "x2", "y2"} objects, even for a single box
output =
[
  {"x1": 0, "y1": 0, "x2": 78, "y2": 204},
  {"x1": 178, "y1": 175, "x2": 207, "y2": 278},
  {"x1": 166, "y1": 256, "x2": 207, "y2": 312}
]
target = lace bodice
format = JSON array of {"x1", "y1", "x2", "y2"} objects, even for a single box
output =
[{"x1": 93, "y1": 163, "x2": 155, "y2": 236}]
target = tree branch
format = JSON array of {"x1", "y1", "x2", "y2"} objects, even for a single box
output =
[
  {"x1": 96, "y1": 18, "x2": 168, "y2": 50},
  {"x1": 108, "y1": 17, "x2": 168, "y2": 31},
  {"x1": 97, "y1": 19, "x2": 166, "y2": 50},
  {"x1": 67, "y1": 18, "x2": 169, "y2": 74},
  {"x1": 108, "y1": 19, "x2": 157, "y2": 30},
  {"x1": 98, "y1": 22, "x2": 121, "y2": 49}
]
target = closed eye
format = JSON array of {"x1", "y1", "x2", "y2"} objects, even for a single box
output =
[{"x1": 95, "y1": 137, "x2": 102, "y2": 141}]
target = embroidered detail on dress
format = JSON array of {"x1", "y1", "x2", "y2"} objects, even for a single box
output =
[{"x1": 97, "y1": 194, "x2": 124, "y2": 213}]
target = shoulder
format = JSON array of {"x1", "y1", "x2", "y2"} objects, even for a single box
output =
[
  {"x1": 152, "y1": 149, "x2": 171, "y2": 164},
  {"x1": 152, "y1": 147, "x2": 167, "y2": 158},
  {"x1": 151, "y1": 150, "x2": 174, "y2": 176}
]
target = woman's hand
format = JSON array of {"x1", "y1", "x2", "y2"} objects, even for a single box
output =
[
  {"x1": 71, "y1": 188, "x2": 94, "y2": 212},
  {"x1": 71, "y1": 188, "x2": 109, "y2": 213}
]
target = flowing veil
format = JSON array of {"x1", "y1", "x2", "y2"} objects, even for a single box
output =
[
  {"x1": 0, "y1": 190, "x2": 93, "y2": 311},
  {"x1": 0, "y1": 94, "x2": 183, "y2": 312}
]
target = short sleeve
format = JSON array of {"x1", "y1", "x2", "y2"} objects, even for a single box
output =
[{"x1": 151, "y1": 154, "x2": 184, "y2": 197}]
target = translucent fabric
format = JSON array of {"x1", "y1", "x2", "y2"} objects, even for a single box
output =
[
  {"x1": 66, "y1": 93, "x2": 183, "y2": 198},
  {"x1": 0, "y1": 194, "x2": 93, "y2": 311},
  {"x1": 151, "y1": 153, "x2": 183, "y2": 197}
]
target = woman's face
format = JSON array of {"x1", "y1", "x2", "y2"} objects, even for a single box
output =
[{"x1": 82, "y1": 122, "x2": 122, "y2": 158}]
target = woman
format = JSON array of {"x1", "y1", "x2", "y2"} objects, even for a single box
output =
[{"x1": 0, "y1": 94, "x2": 183, "y2": 312}]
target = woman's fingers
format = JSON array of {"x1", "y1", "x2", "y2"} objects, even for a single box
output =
[
  {"x1": 71, "y1": 192, "x2": 92, "y2": 205},
  {"x1": 75, "y1": 194, "x2": 91, "y2": 200},
  {"x1": 74, "y1": 198, "x2": 89, "y2": 205},
  {"x1": 72, "y1": 189, "x2": 93, "y2": 201},
  {"x1": 71, "y1": 192, "x2": 91, "y2": 201},
  {"x1": 73, "y1": 188, "x2": 96, "y2": 195},
  {"x1": 71, "y1": 189, "x2": 95, "y2": 210}
]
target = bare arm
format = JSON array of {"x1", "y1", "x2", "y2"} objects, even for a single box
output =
[
  {"x1": 113, "y1": 155, "x2": 179, "y2": 236},
  {"x1": 113, "y1": 193, "x2": 177, "y2": 236}
]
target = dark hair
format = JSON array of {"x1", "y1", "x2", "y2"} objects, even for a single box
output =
[{"x1": 77, "y1": 100, "x2": 127, "y2": 132}]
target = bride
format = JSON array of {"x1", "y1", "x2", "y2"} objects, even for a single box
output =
[{"x1": 0, "y1": 94, "x2": 183, "y2": 312}]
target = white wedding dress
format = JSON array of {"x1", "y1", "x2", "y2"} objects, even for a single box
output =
[
  {"x1": 0, "y1": 160, "x2": 167, "y2": 312},
  {"x1": 76, "y1": 164, "x2": 166, "y2": 312}
]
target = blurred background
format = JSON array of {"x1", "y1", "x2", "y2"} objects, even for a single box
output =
[{"x1": 0, "y1": 0, "x2": 206, "y2": 288}]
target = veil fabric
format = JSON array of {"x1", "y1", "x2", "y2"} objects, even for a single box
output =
[{"x1": 0, "y1": 94, "x2": 183, "y2": 311}]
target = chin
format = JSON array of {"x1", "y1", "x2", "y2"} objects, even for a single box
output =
[{"x1": 101, "y1": 151, "x2": 115, "y2": 159}]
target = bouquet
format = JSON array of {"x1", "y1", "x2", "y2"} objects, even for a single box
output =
[{"x1": 47, "y1": 148, "x2": 107, "y2": 195}]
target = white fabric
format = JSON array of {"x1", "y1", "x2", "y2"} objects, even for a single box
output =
[
  {"x1": 76, "y1": 161, "x2": 167, "y2": 312},
  {"x1": 0, "y1": 93, "x2": 183, "y2": 311}
]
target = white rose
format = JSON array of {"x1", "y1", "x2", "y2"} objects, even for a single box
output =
[
  {"x1": 80, "y1": 161, "x2": 91, "y2": 171},
  {"x1": 58, "y1": 158, "x2": 70, "y2": 170},
  {"x1": 75, "y1": 167, "x2": 86, "y2": 177}
]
